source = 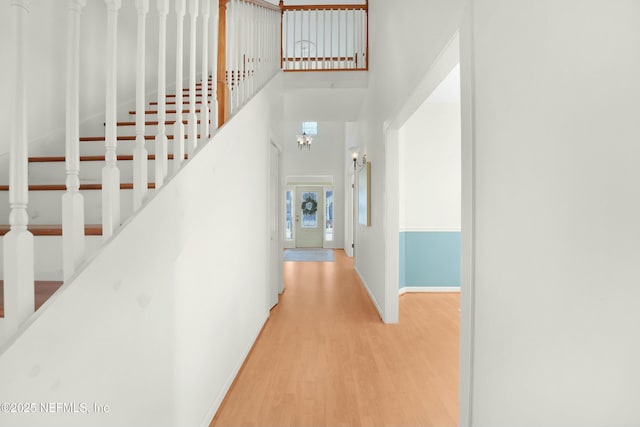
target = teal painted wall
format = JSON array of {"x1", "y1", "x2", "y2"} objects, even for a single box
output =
[{"x1": 399, "y1": 231, "x2": 461, "y2": 287}]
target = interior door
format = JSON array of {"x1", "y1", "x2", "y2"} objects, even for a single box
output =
[
  {"x1": 295, "y1": 186, "x2": 323, "y2": 248},
  {"x1": 268, "y1": 144, "x2": 281, "y2": 309}
]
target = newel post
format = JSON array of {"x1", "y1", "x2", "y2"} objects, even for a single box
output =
[
  {"x1": 173, "y1": 0, "x2": 186, "y2": 172},
  {"x1": 62, "y1": 0, "x2": 87, "y2": 281},
  {"x1": 102, "y1": 0, "x2": 122, "y2": 240},
  {"x1": 3, "y1": 0, "x2": 35, "y2": 334},
  {"x1": 216, "y1": 0, "x2": 228, "y2": 127},
  {"x1": 186, "y1": 0, "x2": 199, "y2": 158},
  {"x1": 133, "y1": 0, "x2": 149, "y2": 211}
]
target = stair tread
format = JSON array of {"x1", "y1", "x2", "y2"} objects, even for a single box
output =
[
  {"x1": 128, "y1": 109, "x2": 203, "y2": 115},
  {"x1": 150, "y1": 101, "x2": 212, "y2": 105},
  {"x1": 28, "y1": 154, "x2": 187, "y2": 163},
  {"x1": 116, "y1": 119, "x2": 207, "y2": 126},
  {"x1": 0, "y1": 183, "x2": 156, "y2": 191},
  {"x1": 166, "y1": 93, "x2": 207, "y2": 98},
  {"x1": 0, "y1": 280, "x2": 65, "y2": 318},
  {"x1": 79, "y1": 134, "x2": 207, "y2": 142},
  {"x1": 0, "y1": 224, "x2": 102, "y2": 237}
]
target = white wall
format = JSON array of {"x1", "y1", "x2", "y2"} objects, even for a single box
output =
[
  {"x1": 351, "y1": 0, "x2": 465, "y2": 321},
  {"x1": 463, "y1": 1, "x2": 640, "y2": 425},
  {"x1": 0, "y1": 75, "x2": 283, "y2": 427},
  {"x1": 399, "y1": 101, "x2": 461, "y2": 231},
  {"x1": 281, "y1": 120, "x2": 345, "y2": 248}
]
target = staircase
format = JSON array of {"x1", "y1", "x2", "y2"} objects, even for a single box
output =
[
  {"x1": 0, "y1": 1, "x2": 319, "y2": 424},
  {"x1": 0, "y1": 79, "x2": 212, "y2": 318}
]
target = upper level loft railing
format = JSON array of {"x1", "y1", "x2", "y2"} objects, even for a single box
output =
[{"x1": 279, "y1": 1, "x2": 368, "y2": 71}]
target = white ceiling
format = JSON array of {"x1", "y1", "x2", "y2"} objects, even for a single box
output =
[{"x1": 283, "y1": 71, "x2": 368, "y2": 122}]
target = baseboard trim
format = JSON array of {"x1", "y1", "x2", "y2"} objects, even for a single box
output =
[
  {"x1": 200, "y1": 311, "x2": 269, "y2": 427},
  {"x1": 399, "y1": 286, "x2": 461, "y2": 295},
  {"x1": 355, "y1": 266, "x2": 384, "y2": 320}
]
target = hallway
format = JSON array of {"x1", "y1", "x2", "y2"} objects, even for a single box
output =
[{"x1": 210, "y1": 250, "x2": 459, "y2": 426}]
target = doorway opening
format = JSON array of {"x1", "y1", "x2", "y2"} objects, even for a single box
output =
[
  {"x1": 284, "y1": 176, "x2": 335, "y2": 249},
  {"x1": 383, "y1": 29, "x2": 466, "y2": 424}
]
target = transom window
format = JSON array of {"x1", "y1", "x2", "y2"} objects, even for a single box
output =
[{"x1": 301, "y1": 121, "x2": 318, "y2": 135}]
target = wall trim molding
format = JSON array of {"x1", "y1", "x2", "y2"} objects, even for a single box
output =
[
  {"x1": 285, "y1": 175, "x2": 334, "y2": 185},
  {"x1": 400, "y1": 228, "x2": 461, "y2": 233},
  {"x1": 355, "y1": 266, "x2": 384, "y2": 321},
  {"x1": 399, "y1": 286, "x2": 461, "y2": 295},
  {"x1": 199, "y1": 311, "x2": 269, "y2": 427}
]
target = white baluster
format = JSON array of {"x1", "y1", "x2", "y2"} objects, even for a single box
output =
[
  {"x1": 283, "y1": 10, "x2": 288, "y2": 70},
  {"x1": 102, "y1": 0, "x2": 121, "y2": 241},
  {"x1": 292, "y1": 10, "x2": 296, "y2": 69},
  {"x1": 228, "y1": 0, "x2": 235, "y2": 114},
  {"x1": 3, "y1": 0, "x2": 34, "y2": 335},
  {"x1": 329, "y1": 9, "x2": 333, "y2": 68},
  {"x1": 200, "y1": 0, "x2": 210, "y2": 145},
  {"x1": 323, "y1": 9, "x2": 327, "y2": 69},
  {"x1": 248, "y1": 4, "x2": 252, "y2": 98},
  {"x1": 235, "y1": 0, "x2": 242, "y2": 108},
  {"x1": 307, "y1": 9, "x2": 311, "y2": 69},
  {"x1": 343, "y1": 10, "x2": 347, "y2": 68},
  {"x1": 62, "y1": 0, "x2": 86, "y2": 282},
  {"x1": 186, "y1": 0, "x2": 198, "y2": 158},
  {"x1": 133, "y1": 0, "x2": 149, "y2": 211},
  {"x1": 352, "y1": 9, "x2": 356, "y2": 68},
  {"x1": 236, "y1": 0, "x2": 240, "y2": 107},
  {"x1": 337, "y1": 10, "x2": 340, "y2": 68},
  {"x1": 211, "y1": 0, "x2": 219, "y2": 131},
  {"x1": 173, "y1": 0, "x2": 186, "y2": 172},
  {"x1": 155, "y1": 0, "x2": 169, "y2": 188}
]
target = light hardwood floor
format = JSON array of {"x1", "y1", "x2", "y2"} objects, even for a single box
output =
[{"x1": 211, "y1": 249, "x2": 459, "y2": 427}]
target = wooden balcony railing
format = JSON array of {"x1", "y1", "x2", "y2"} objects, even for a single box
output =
[
  {"x1": 217, "y1": 1, "x2": 368, "y2": 123},
  {"x1": 280, "y1": 1, "x2": 368, "y2": 71}
]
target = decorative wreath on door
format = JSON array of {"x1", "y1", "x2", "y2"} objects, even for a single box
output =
[{"x1": 301, "y1": 194, "x2": 318, "y2": 216}]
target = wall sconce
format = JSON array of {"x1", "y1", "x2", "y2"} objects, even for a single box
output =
[{"x1": 352, "y1": 152, "x2": 367, "y2": 169}]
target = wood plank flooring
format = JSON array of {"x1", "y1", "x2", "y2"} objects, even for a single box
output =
[{"x1": 210, "y1": 249, "x2": 459, "y2": 427}]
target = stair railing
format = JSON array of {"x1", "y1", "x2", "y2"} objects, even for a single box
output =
[
  {"x1": 280, "y1": 1, "x2": 368, "y2": 71},
  {"x1": 217, "y1": 0, "x2": 281, "y2": 127},
  {"x1": 1, "y1": 0, "x2": 285, "y2": 343}
]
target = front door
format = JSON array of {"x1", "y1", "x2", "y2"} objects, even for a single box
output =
[{"x1": 295, "y1": 186, "x2": 323, "y2": 248}]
